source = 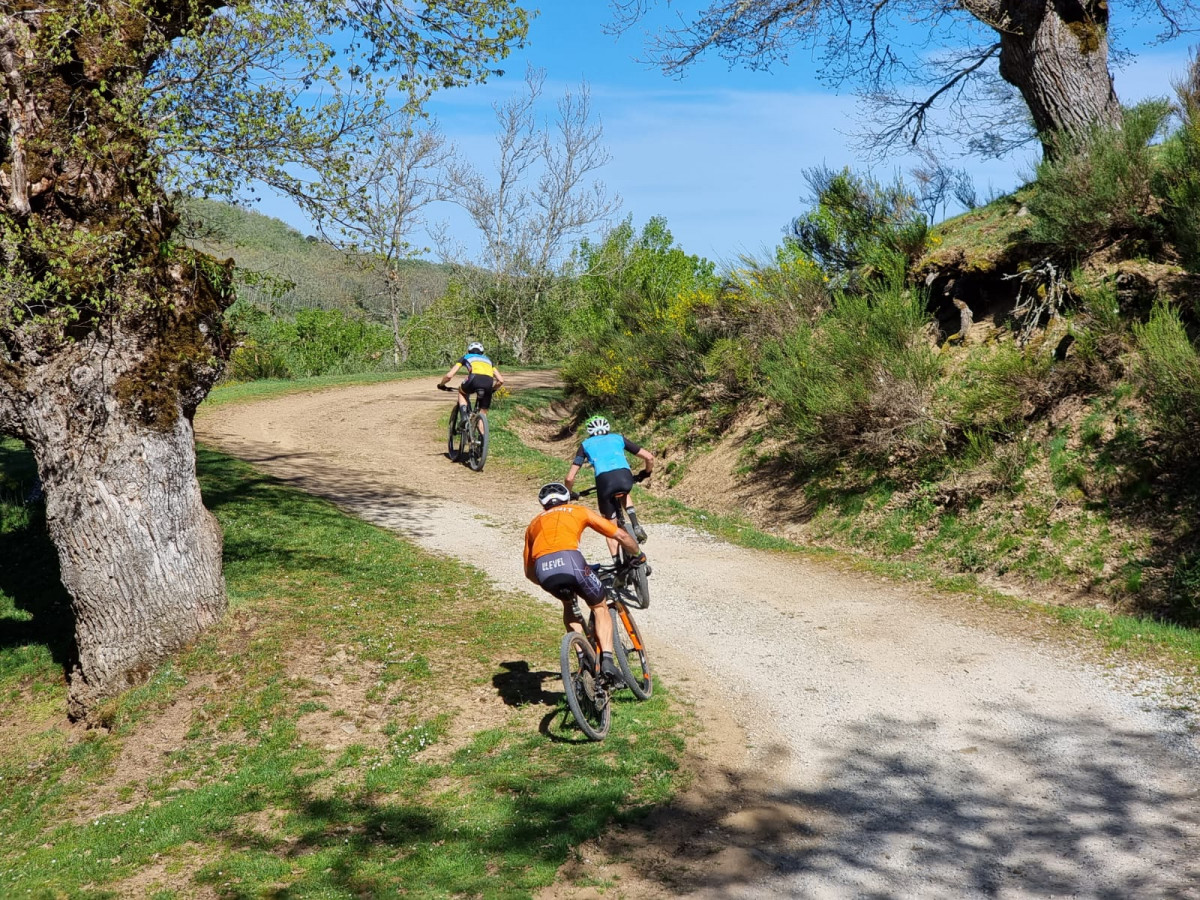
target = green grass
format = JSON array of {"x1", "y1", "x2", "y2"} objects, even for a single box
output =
[{"x1": 0, "y1": 435, "x2": 688, "y2": 898}]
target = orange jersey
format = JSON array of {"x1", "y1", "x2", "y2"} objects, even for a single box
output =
[{"x1": 523, "y1": 504, "x2": 619, "y2": 569}]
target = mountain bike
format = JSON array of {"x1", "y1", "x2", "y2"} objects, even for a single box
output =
[
  {"x1": 592, "y1": 559, "x2": 653, "y2": 700},
  {"x1": 577, "y1": 471, "x2": 651, "y2": 609},
  {"x1": 560, "y1": 558, "x2": 653, "y2": 740},
  {"x1": 437, "y1": 383, "x2": 488, "y2": 471}
]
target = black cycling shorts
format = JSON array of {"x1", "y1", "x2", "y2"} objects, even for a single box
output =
[
  {"x1": 461, "y1": 374, "x2": 494, "y2": 409},
  {"x1": 534, "y1": 549, "x2": 605, "y2": 606},
  {"x1": 595, "y1": 468, "x2": 634, "y2": 519}
]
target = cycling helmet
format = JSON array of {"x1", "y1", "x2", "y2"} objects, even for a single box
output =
[
  {"x1": 466, "y1": 341, "x2": 485, "y2": 354},
  {"x1": 538, "y1": 482, "x2": 572, "y2": 509},
  {"x1": 584, "y1": 415, "x2": 611, "y2": 436}
]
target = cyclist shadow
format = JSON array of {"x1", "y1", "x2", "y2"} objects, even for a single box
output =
[
  {"x1": 492, "y1": 660, "x2": 594, "y2": 744},
  {"x1": 492, "y1": 660, "x2": 559, "y2": 707}
]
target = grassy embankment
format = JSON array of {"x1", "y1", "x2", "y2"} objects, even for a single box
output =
[{"x1": 0, "y1": 379, "x2": 687, "y2": 897}]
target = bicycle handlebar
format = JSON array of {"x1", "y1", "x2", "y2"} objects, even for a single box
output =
[{"x1": 436, "y1": 383, "x2": 454, "y2": 392}]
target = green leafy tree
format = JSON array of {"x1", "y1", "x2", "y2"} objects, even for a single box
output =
[{"x1": 0, "y1": 0, "x2": 527, "y2": 717}]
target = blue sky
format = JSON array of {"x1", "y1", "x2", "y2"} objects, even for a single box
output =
[{"x1": 258, "y1": 4, "x2": 1197, "y2": 268}]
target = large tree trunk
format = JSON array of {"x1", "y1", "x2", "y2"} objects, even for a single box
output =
[
  {"x1": 1, "y1": 4, "x2": 233, "y2": 718},
  {"x1": 23, "y1": 345, "x2": 226, "y2": 718},
  {"x1": 995, "y1": 0, "x2": 1122, "y2": 155}
]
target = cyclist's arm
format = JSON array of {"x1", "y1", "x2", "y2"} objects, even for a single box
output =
[
  {"x1": 493, "y1": 366, "x2": 504, "y2": 386},
  {"x1": 634, "y1": 446, "x2": 654, "y2": 476},
  {"x1": 439, "y1": 362, "x2": 463, "y2": 386},
  {"x1": 522, "y1": 527, "x2": 538, "y2": 582},
  {"x1": 564, "y1": 462, "x2": 582, "y2": 490},
  {"x1": 612, "y1": 526, "x2": 639, "y2": 556}
]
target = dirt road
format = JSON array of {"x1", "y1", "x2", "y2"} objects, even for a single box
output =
[{"x1": 197, "y1": 373, "x2": 1200, "y2": 899}]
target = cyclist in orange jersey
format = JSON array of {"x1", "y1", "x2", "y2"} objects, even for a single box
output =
[{"x1": 524, "y1": 482, "x2": 643, "y2": 681}]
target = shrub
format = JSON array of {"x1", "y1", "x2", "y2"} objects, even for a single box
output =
[
  {"x1": 1133, "y1": 302, "x2": 1200, "y2": 453},
  {"x1": 763, "y1": 279, "x2": 942, "y2": 469},
  {"x1": 223, "y1": 301, "x2": 393, "y2": 380},
  {"x1": 789, "y1": 166, "x2": 929, "y2": 288},
  {"x1": 1028, "y1": 99, "x2": 1172, "y2": 254},
  {"x1": 1154, "y1": 51, "x2": 1200, "y2": 270},
  {"x1": 946, "y1": 342, "x2": 1054, "y2": 438}
]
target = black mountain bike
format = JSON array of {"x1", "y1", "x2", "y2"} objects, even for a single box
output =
[
  {"x1": 560, "y1": 558, "x2": 653, "y2": 740},
  {"x1": 438, "y1": 383, "x2": 488, "y2": 471},
  {"x1": 577, "y1": 471, "x2": 651, "y2": 610}
]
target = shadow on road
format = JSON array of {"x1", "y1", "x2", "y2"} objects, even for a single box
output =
[{"x1": 577, "y1": 709, "x2": 1200, "y2": 899}]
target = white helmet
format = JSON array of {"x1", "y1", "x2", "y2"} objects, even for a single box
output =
[
  {"x1": 538, "y1": 482, "x2": 571, "y2": 508},
  {"x1": 584, "y1": 415, "x2": 611, "y2": 436},
  {"x1": 467, "y1": 341, "x2": 485, "y2": 354}
]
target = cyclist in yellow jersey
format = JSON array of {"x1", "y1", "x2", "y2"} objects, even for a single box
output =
[{"x1": 439, "y1": 342, "x2": 504, "y2": 435}]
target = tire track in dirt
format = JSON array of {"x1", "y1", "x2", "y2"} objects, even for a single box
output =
[{"x1": 196, "y1": 373, "x2": 1200, "y2": 899}]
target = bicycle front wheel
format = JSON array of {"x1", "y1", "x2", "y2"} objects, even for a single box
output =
[
  {"x1": 447, "y1": 405, "x2": 464, "y2": 462},
  {"x1": 560, "y1": 632, "x2": 610, "y2": 740},
  {"x1": 467, "y1": 414, "x2": 489, "y2": 471},
  {"x1": 611, "y1": 604, "x2": 652, "y2": 700}
]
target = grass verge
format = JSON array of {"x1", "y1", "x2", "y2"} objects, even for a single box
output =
[{"x1": 0, "y1": 435, "x2": 687, "y2": 898}]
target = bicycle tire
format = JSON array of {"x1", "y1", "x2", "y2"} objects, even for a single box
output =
[
  {"x1": 467, "y1": 414, "x2": 489, "y2": 471},
  {"x1": 447, "y1": 405, "x2": 465, "y2": 461},
  {"x1": 630, "y1": 561, "x2": 650, "y2": 610},
  {"x1": 610, "y1": 604, "x2": 652, "y2": 700},
  {"x1": 560, "y1": 631, "x2": 610, "y2": 740}
]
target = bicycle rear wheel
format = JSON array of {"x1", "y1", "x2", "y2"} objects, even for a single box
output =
[
  {"x1": 611, "y1": 604, "x2": 652, "y2": 700},
  {"x1": 629, "y1": 561, "x2": 650, "y2": 610},
  {"x1": 467, "y1": 414, "x2": 489, "y2": 471},
  {"x1": 560, "y1": 631, "x2": 610, "y2": 740},
  {"x1": 447, "y1": 405, "x2": 465, "y2": 462}
]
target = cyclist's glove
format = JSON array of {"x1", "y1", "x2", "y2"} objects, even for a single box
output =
[
  {"x1": 569, "y1": 490, "x2": 580, "y2": 501},
  {"x1": 634, "y1": 470, "x2": 651, "y2": 483},
  {"x1": 631, "y1": 551, "x2": 648, "y2": 567}
]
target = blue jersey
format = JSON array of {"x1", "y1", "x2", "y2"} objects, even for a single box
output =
[{"x1": 574, "y1": 433, "x2": 641, "y2": 476}]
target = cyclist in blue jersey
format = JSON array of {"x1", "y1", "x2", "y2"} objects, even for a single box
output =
[
  {"x1": 564, "y1": 415, "x2": 654, "y2": 557},
  {"x1": 439, "y1": 342, "x2": 504, "y2": 435}
]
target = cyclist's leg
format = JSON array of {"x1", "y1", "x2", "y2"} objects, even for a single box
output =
[
  {"x1": 455, "y1": 385, "x2": 470, "y2": 429},
  {"x1": 474, "y1": 379, "x2": 495, "y2": 433},
  {"x1": 625, "y1": 492, "x2": 648, "y2": 543}
]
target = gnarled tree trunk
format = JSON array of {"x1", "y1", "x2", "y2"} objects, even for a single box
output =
[
  {"x1": 993, "y1": 0, "x2": 1122, "y2": 154},
  {"x1": 0, "y1": 4, "x2": 233, "y2": 718},
  {"x1": 15, "y1": 325, "x2": 227, "y2": 717}
]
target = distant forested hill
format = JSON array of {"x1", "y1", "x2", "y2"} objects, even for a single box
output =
[{"x1": 184, "y1": 198, "x2": 450, "y2": 321}]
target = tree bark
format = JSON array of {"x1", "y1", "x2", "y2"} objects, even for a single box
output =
[
  {"x1": 993, "y1": 0, "x2": 1122, "y2": 154},
  {"x1": 21, "y1": 349, "x2": 226, "y2": 718},
  {"x1": 1, "y1": 4, "x2": 233, "y2": 717}
]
